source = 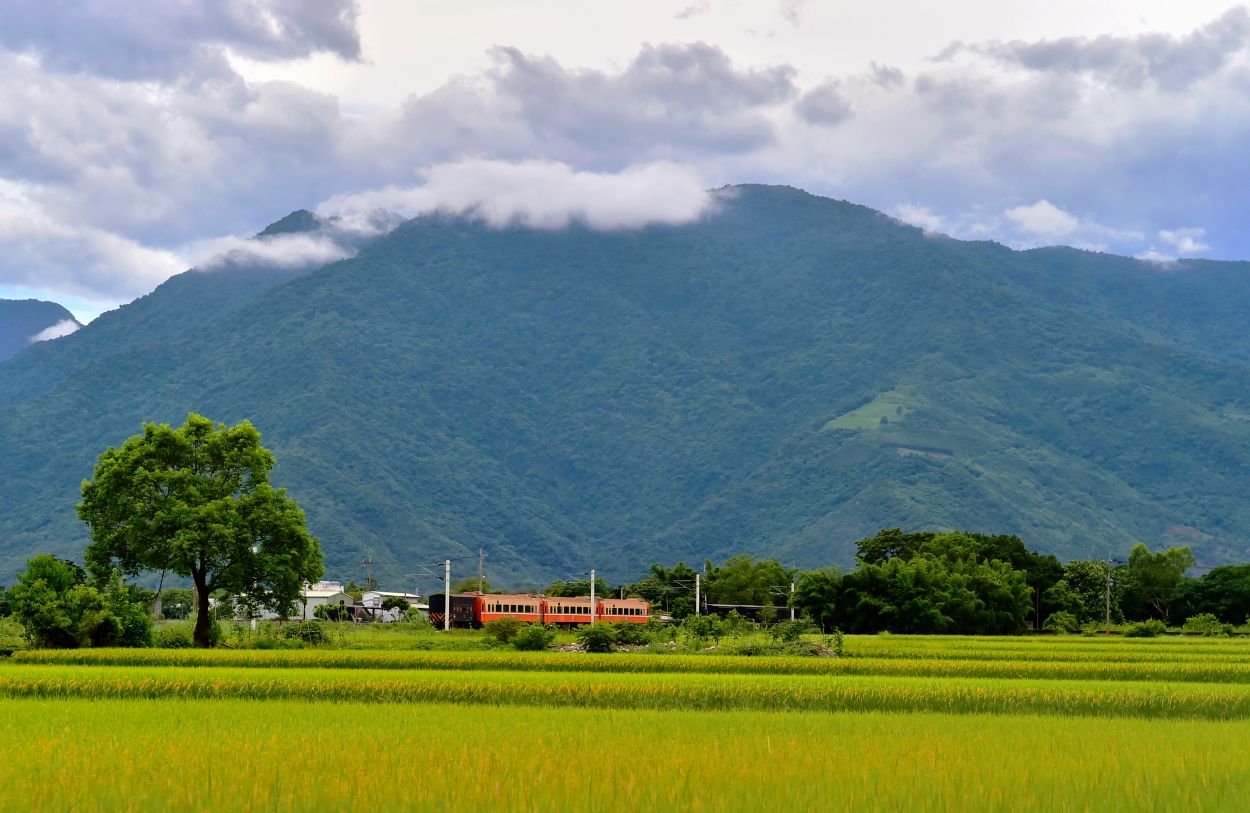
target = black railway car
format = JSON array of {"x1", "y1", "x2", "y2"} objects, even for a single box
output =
[
  {"x1": 427, "y1": 593, "x2": 479, "y2": 629},
  {"x1": 703, "y1": 603, "x2": 795, "y2": 625}
]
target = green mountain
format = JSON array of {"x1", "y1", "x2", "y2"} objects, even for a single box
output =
[
  {"x1": 0, "y1": 300, "x2": 81, "y2": 363},
  {"x1": 2, "y1": 185, "x2": 1249, "y2": 589},
  {"x1": 0, "y1": 210, "x2": 341, "y2": 407}
]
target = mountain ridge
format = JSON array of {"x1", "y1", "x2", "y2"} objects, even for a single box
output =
[
  {"x1": 0, "y1": 300, "x2": 81, "y2": 363},
  {"x1": 1, "y1": 184, "x2": 1248, "y2": 586}
]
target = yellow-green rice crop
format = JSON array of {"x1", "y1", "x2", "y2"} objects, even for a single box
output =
[
  {"x1": 0, "y1": 698, "x2": 1246, "y2": 812},
  {"x1": 5, "y1": 664, "x2": 1250, "y2": 719},
  {"x1": 16, "y1": 647, "x2": 1250, "y2": 684}
]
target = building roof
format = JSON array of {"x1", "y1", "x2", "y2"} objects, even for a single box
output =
[{"x1": 303, "y1": 589, "x2": 351, "y2": 599}]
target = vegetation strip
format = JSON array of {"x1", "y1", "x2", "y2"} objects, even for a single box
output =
[
  {"x1": 5, "y1": 665, "x2": 1250, "y2": 719},
  {"x1": 16, "y1": 647, "x2": 1250, "y2": 684}
]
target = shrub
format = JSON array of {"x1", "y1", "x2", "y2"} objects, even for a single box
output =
[
  {"x1": 681, "y1": 615, "x2": 723, "y2": 648},
  {"x1": 768, "y1": 619, "x2": 810, "y2": 643},
  {"x1": 611, "y1": 622, "x2": 650, "y2": 646},
  {"x1": 1182, "y1": 613, "x2": 1232, "y2": 636},
  {"x1": 281, "y1": 621, "x2": 329, "y2": 645},
  {"x1": 512, "y1": 624, "x2": 555, "y2": 651},
  {"x1": 721, "y1": 610, "x2": 755, "y2": 639},
  {"x1": 0, "y1": 617, "x2": 25, "y2": 656},
  {"x1": 828, "y1": 628, "x2": 845, "y2": 657},
  {"x1": 154, "y1": 624, "x2": 195, "y2": 649},
  {"x1": 380, "y1": 596, "x2": 411, "y2": 614},
  {"x1": 577, "y1": 622, "x2": 617, "y2": 653},
  {"x1": 483, "y1": 617, "x2": 527, "y2": 643},
  {"x1": 1124, "y1": 619, "x2": 1168, "y2": 638},
  {"x1": 314, "y1": 604, "x2": 350, "y2": 622},
  {"x1": 10, "y1": 557, "x2": 152, "y2": 649},
  {"x1": 1044, "y1": 611, "x2": 1080, "y2": 633}
]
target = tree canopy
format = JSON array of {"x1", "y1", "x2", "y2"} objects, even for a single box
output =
[
  {"x1": 705, "y1": 554, "x2": 795, "y2": 606},
  {"x1": 1119, "y1": 544, "x2": 1196, "y2": 621},
  {"x1": 9, "y1": 555, "x2": 151, "y2": 648},
  {"x1": 77, "y1": 413, "x2": 323, "y2": 647}
]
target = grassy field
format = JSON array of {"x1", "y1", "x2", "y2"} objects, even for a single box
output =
[{"x1": 5, "y1": 633, "x2": 1250, "y2": 810}]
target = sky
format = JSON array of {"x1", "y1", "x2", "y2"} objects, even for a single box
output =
[{"x1": 1, "y1": 0, "x2": 1248, "y2": 323}]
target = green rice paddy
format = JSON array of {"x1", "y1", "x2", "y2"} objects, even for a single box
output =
[{"x1": 5, "y1": 633, "x2": 1248, "y2": 810}]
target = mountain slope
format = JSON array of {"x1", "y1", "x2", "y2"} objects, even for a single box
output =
[
  {"x1": 1, "y1": 185, "x2": 1248, "y2": 586},
  {"x1": 0, "y1": 300, "x2": 80, "y2": 362},
  {"x1": 0, "y1": 210, "x2": 357, "y2": 407}
]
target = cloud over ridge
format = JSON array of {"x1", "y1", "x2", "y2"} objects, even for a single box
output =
[{"x1": 319, "y1": 160, "x2": 714, "y2": 232}]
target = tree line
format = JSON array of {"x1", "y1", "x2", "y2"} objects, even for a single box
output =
[{"x1": 619, "y1": 529, "x2": 1237, "y2": 635}]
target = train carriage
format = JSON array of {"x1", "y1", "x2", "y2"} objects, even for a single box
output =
[
  {"x1": 427, "y1": 592, "x2": 651, "y2": 628},
  {"x1": 477, "y1": 593, "x2": 543, "y2": 624},
  {"x1": 597, "y1": 598, "x2": 650, "y2": 624},
  {"x1": 427, "y1": 593, "x2": 479, "y2": 629},
  {"x1": 542, "y1": 596, "x2": 595, "y2": 628}
]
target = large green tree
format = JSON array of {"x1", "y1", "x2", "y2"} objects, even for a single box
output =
[
  {"x1": 792, "y1": 568, "x2": 843, "y2": 632},
  {"x1": 705, "y1": 554, "x2": 795, "y2": 606},
  {"x1": 1120, "y1": 544, "x2": 1196, "y2": 621},
  {"x1": 77, "y1": 414, "x2": 323, "y2": 647},
  {"x1": 1173, "y1": 564, "x2": 1250, "y2": 624}
]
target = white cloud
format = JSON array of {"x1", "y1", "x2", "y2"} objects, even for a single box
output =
[
  {"x1": 319, "y1": 160, "x2": 714, "y2": 231},
  {"x1": 674, "y1": 1, "x2": 710, "y2": 20},
  {"x1": 3, "y1": 5, "x2": 1250, "y2": 315},
  {"x1": 944, "y1": 7, "x2": 1250, "y2": 91},
  {"x1": 892, "y1": 203, "x2": 945, "y2": 233},
  {"x1": 780, "y1": 0, "x2": 808, "y2": 27},
  {"x1": 29, "y1": 319, "x2": 81, "y2": 343},
  {"x1": 1158, "y1": 227, "x2": 1210, "y2": 255},
  {"x1": 1136, "y1": 248, "x2": 1177, "y2": 264},
  {"x1": 0, "y1": 0, "x2": 361, "y2": 80},
  {"x1": 189, "y1": 232, "x2": 355, "y2": 271},
  {"x1": 1004, "y1": 199, "x2": 1080, "y2": 238},
  {"x1": 0, "y1": 182, "x2": 184, "y2": 305}
]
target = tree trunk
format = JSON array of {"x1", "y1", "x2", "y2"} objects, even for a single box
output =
[{"x1": 194, "y1": 579, "x2": 213, "y2": 648}]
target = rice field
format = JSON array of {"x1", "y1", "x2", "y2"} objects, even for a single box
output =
[
  {"x1": 5, "y1": 633, "x2": 1250, "y2": 810},
  {"x1": 18, "y1": 643, "x2": 1250, "y2": 683}
]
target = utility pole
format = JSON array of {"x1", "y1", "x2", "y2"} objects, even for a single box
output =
[
  {"x1": 590, "y1": 568, "x2": 596, "y2": 624},
  {"x1": 790, "y1": 581, "x2": 795, "y2": 621},
  {"x1": 361, "y1": 557, "x2": 373, "y2": 589},
  {"x1": 694, "y1": 573, "x2": 700, "y2": 616},
  {"x1": 478, "y1": 548, "x2": 485, "y2": 593},
  {"x1": 444, "y1": 559, "x2": 451, "y2": 632},
  {"x1": 1105, "y1": 554, "x2": 1112, "y2": 634}
]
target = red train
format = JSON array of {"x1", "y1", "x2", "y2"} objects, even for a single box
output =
[{"x1": 428, "y1": 593, "x2": 650, "y2": 629}]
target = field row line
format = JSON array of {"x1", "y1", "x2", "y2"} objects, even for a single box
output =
[{"x1": 6, "y1": 666, "x2": 1250, "y2": 719}]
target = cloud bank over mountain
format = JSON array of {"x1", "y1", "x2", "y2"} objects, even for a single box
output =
[
  {"x1": 319, "y1": 160, "x2": 714, "y2": 232},
  {"x1": 1, "y1": 2, "x2": 1247, "y2": 319}
]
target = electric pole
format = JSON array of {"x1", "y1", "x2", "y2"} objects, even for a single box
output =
[
  {"x1": 444, "y1": 559, "x2": 451, "y2": 632},
  {"x1": 590, "y1": 568, "x2": 596, "y2": 624},
  {"x1": 1105, "y1": 554, "x2": 1112, "y2": 634},
  {"x1": 361, "y1": 557, "x2": 373, "y2": 590},
  {"x1": 478, "y1": 548, "x2": 485, "y2": 593},
  {"x1": 694, "y1": 572, "x2": 700, "y2": 616}
]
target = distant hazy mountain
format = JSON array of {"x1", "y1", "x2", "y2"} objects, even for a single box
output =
[
  {"x1": 1, "y1": 185, "x2": 1248, "y2": 587},
  {"x1": 0, "y1": 300, "x2": 81, "y2": 362}
]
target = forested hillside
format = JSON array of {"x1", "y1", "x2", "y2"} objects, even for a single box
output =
[
  {"x1": 0, "y1": 301, "x2": 80, "y2": 363},
  {"x1": 2, "y1": 185, "x2": 1249, "y2": 584}
]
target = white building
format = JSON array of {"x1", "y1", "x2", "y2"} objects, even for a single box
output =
[
  {"x1": 361, "y1": 590, "x2": 426, "y2": 622},
  {"x1": 258, "y1": 581, "x2": 354, "y2": 620}
]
